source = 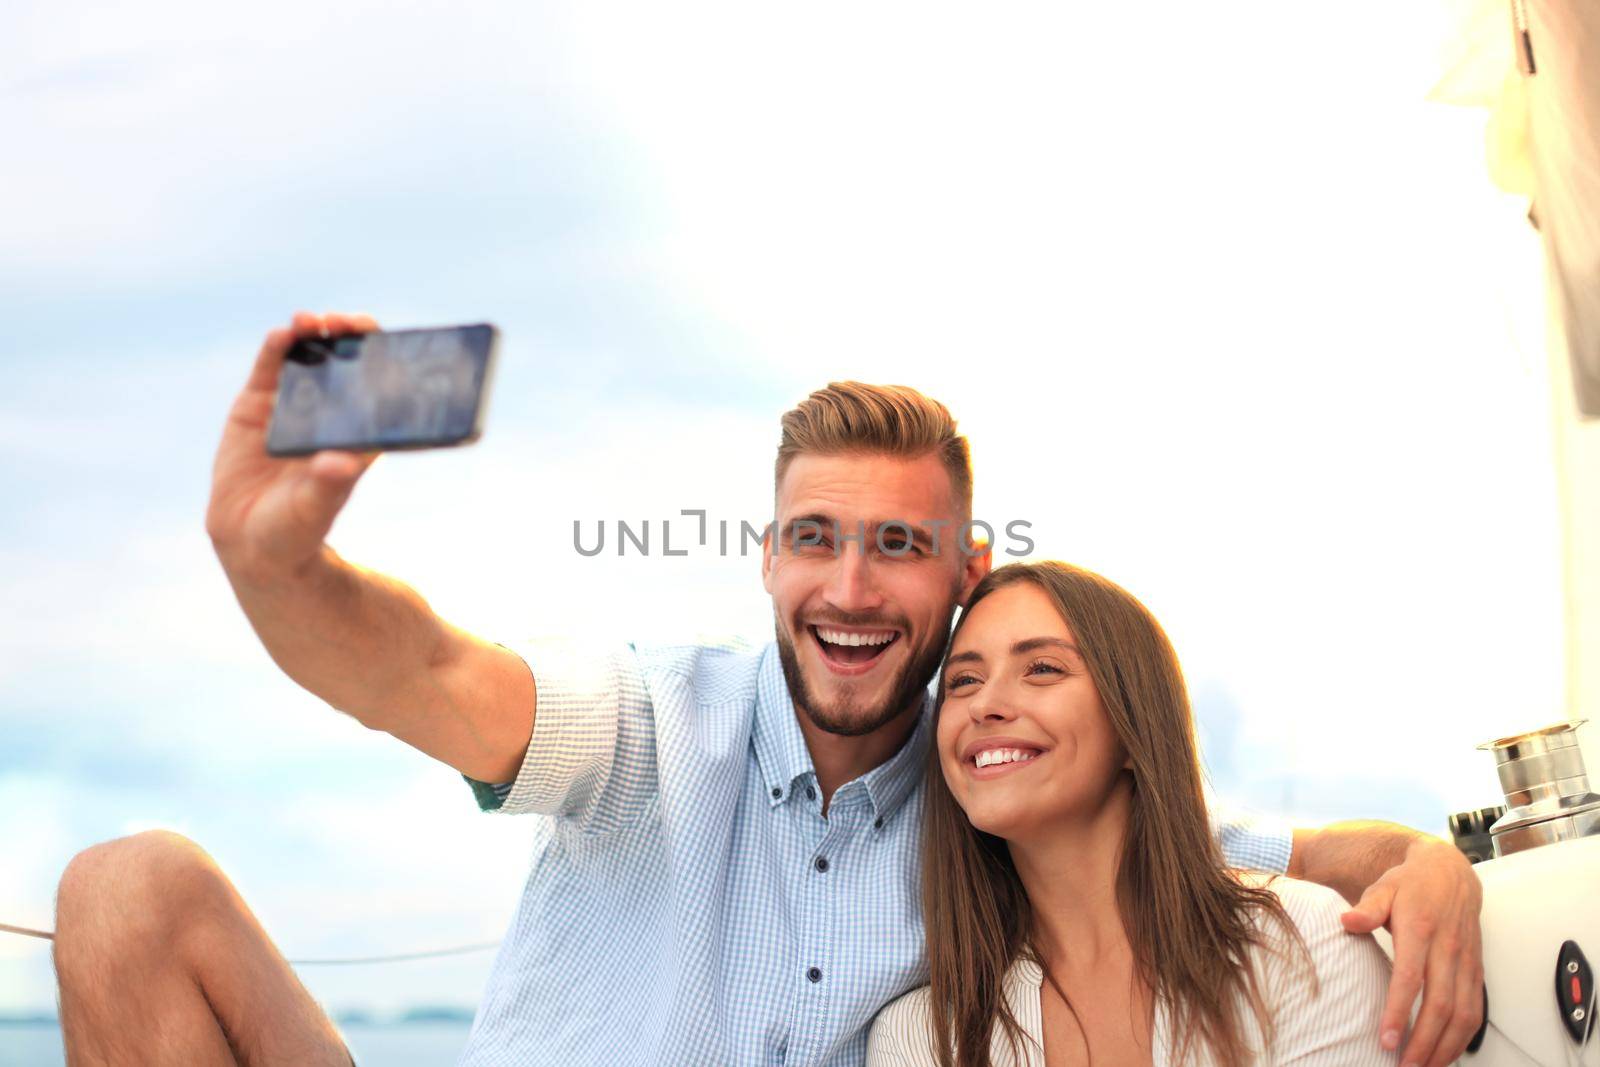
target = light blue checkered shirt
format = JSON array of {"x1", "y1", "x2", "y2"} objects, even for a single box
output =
[{"x1": 458, "y1": 639, "x2": 1292, "y2": 1066}]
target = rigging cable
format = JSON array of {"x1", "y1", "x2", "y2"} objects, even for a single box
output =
[{"x1": 0, "y1": 920, "x2": 499, "y2": 966}]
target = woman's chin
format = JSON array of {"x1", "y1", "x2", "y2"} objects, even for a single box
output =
[{"x1": 963, "y1": 803, "x2": 1031, "y2": 842}]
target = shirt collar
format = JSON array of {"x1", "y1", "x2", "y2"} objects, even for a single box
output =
[
  {"x1": 752, "y1": 641, "x2": 934, "y2": 822},
  {"x1": 752, "y1": 643, "x2": 816, "y2": 804},
  {"x1": 861, "y1": 698, "x2": 932, "y2": 821}
]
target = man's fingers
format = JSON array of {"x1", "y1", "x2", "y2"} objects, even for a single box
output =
[
  {"x1": 323, "y1": 311, "x2": 380, "y2": 337},
  {"x1": 243, "y1": 311, "x2": 327, "y2": 395},
  {"x1": 1428, "y1": 920, "x2": 1486, "y2": 1066},
  {"x1": 1379, "y1": 920, "x2": 1426, "y2": 1054},
  {"x1": 1342, "y1": 880, "x2": 1396, "y2": 935},
  {"x1": 1398, "y1": 936, "x2": 1459, "y2": 1067},
  {"x1": 307, "y1": 450, "x2": 378, "y2": 483},
  {"x1": 241, "y1": 311, "x2": 380, "y2": 397},
  {"x1": 1340, "y1": 907, "x2": 1383, "y2": 935},
  {"x1": 286, "y1": 453, "x2": 371, "y2": 543},
  {"x1": 1427, "y1": 963, "x2": 1484, "y2": 1067},
  {"x1": 243, "y1": 326, "x2": 297, "y2": 395}
]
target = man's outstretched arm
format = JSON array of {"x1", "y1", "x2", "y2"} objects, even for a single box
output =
[
  {"x1": 1289, "y1": 821, "x2": 1483, "y2": 1067},
  {"x1": 206, "y1": 310, "x2": 535, "y2": 784}
]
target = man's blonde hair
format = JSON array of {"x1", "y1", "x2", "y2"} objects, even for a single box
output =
[{"x1": 775, "y1": 381, "x2": 972, "y2": 515}]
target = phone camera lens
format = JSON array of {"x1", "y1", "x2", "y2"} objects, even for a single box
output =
[{"x1": 287, "y1": 340, "x2": 331, "y2": 365}]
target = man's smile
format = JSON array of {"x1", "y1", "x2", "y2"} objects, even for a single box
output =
[{"x1": 808, "y1": 624, "x2": 903, "y2": 675}]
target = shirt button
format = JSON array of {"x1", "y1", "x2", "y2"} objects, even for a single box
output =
[
  {"x1": 806, "y1": 967, "x2": 823, "y2": 983},
  {"x1": 805, "y1": 785, "x2": 816, "y2": 801},
  {"x1": 873, "y1": 817, "x2": 884, "y2": 829},
  {"x1": 814, "y1": 856, "x2": 829, "y2": 873},
  {"x1": 771, "y1": 787, "x2": 782, "y2": 799}
]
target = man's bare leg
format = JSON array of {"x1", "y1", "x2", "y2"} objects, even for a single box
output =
[{"x1": 53, "y1": 830, "x2": 352, "y2": 1066}]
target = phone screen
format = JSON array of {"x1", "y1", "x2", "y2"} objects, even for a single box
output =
[{"x1": 265, "y1": 324, "x2": 498, "y2": 456}]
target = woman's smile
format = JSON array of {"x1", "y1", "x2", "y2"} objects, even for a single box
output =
[{"x1": 959, "y1": 736, "x2": 1049, "y2": 779}]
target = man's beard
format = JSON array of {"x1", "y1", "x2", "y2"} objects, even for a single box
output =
[{"x1": 775, "y1": 610, "x2": 955, "y2": 737}]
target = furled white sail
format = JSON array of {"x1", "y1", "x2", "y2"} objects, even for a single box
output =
[{"x1": 1435, "y1": 0, "x2": 1600, "y2": 748}]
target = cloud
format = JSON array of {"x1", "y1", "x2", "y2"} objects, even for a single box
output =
[
  {"x1": 0, "y1": 0, "x2": 582, "y2": 279},
  {"x1": 0, "y1": 0, "x2": 1570, "y2": 1018}
]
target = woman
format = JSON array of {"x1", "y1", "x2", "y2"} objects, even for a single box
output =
[{"x1": 867, "y1": 562, "x2": 1396, "y2": 1066}]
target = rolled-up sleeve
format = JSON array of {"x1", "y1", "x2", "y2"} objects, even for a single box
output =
[
  {"x1": 463, "y1": 639, "x2": 658, "y2": 834},
  {"x1": 1212, "y1": 807, "x2": 1295, "y2": 874}
]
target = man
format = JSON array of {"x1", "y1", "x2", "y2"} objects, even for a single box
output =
[{"x1": 52, "y1": 311, "x2": 1484, "y2": 1066}]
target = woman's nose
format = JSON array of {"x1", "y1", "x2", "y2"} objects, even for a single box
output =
[{"x1": 970, "y1": 693, "x2": 1019, "y2": 723}]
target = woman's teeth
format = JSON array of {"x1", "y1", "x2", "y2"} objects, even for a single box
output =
[{"x1": 973, "y1": 748, "x2": 1039, "y2": 768}]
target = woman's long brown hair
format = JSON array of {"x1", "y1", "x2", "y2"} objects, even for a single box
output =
[{"x1": 920, "y1": 561, "x2": 1312, "y2": 1066}]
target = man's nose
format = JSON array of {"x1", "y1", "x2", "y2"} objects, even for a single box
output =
[{"x1": 822, "y1": 541, "x2": 885, "y2": 614}]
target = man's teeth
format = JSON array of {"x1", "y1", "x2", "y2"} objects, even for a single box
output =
[
  {"x1": 816, "y1": 628, "x2": 895, "y2": 647},
  {"x1": 974, "y1": 748, "x2": 1040, "y2": 769}
]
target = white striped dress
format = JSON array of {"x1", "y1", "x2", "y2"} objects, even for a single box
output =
[{"x1": 865, "y1": 874, "x2": 1399, "y2": 1066}]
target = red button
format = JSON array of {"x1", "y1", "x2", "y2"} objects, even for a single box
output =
[{"x1": 1573, "y1": 976, "x2": 1583, "y2": 1004}]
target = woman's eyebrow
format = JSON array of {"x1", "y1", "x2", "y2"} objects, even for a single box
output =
[
  {"x1": 944, "y1": 636, "x2": 1079, "y2": 670},
  {"x1": 1011, "y1": 636, "x2": 1079, "y2": 656},
  {"x1": 940, "y1": 639, "x2": 1081, "y2": 671}
]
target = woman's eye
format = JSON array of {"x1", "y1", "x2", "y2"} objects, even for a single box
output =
[
  {"x1": 1025, "y1": 660, "x2": 1064, "y2": 677},
  {"x1": 946, "y1": 674, "x2": 977, "y2": 690}
]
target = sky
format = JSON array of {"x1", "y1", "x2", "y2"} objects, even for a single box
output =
[{"x1": 0, "y1": 0, "x2": 1572, "y2": 1020}]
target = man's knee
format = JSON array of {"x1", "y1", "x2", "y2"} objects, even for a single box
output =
[{"x1": 55, "y1": 830, "x2": 232, "y2": 971}]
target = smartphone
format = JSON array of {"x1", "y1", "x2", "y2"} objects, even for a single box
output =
[{"x1": 265, "y1": 323, "x2": 500, "y2": 456}]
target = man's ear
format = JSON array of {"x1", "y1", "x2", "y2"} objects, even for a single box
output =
[
  {"x1": 761, "y1": 526, "x2": 776, "y2": 593},
  {"x1": 956, "y1": 543, "x2": 993, "y2": 607}
]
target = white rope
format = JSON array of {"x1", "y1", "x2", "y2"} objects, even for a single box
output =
[
  {"x1": 0, "y1": 920, "x2": 498, "y2": 966},
  {"x1": 0, "y1": 922, "x2": 52, "y2": 941},
  {"x1": 287, "y1": 942, "x2": 501, "y2": 966}
]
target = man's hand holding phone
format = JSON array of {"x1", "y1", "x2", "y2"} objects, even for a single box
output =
[
  {"x1": 202, "y1": 310, "x2": 533, "y2": 784},
  {"x1": 206, "y1": 311, "x2": 383, "y2": 585}
]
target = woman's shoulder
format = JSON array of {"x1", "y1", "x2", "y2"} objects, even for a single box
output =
[
  {"x1": 1237, "y1": 872, "x2": 1353, "y2": 936},
  {"x1": 866, "y1": 986, "x2": 938, "y2": 1066},
  {"x1": 1233, "y1": 873, "x2": 1371, "y2": 971},
  {"x1": 867, "y1": 965, "x2": 1042, "y2": 1067},
  {"x1": 1238, "y1": 873, "x2": 1389, "y2": 967},
  {"x1": 1232, "y1": 873, "x2": 1398, "y2": 1064},
  {"x1": 875, "y1": 984, "x2": 936, "y2": 1031}
]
